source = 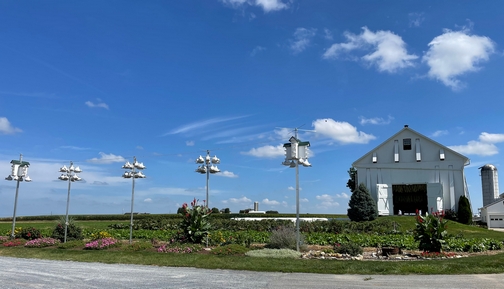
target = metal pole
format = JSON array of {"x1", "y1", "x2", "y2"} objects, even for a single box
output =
[
  {"x1": 64, "y1": 165, "x2": 72, "y2": 243},
  {"x1": 129, "y1": 160, "x2": 136, "y2": 245},
  {"x1": 206, "y1": 150, "x2": 210, "y2": 209},
  {"x1": 294, "y1": 128, "x2": 300, "y2": 252},
  {"x1": 10, "y1": 154, "x2": 23, "y2": 240}
]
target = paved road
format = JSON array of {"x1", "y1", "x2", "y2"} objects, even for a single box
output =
[{"x1": 0, "y1": 257, "x2": 503, "y2": 289}]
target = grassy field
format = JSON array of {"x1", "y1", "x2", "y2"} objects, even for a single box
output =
[{"x1": 1, "y1": 246, "x2": 504, "y2": 275}]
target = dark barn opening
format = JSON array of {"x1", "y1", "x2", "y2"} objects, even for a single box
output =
[{"x1": 392, "y1": 184, "x2": 428, "y2": 215}]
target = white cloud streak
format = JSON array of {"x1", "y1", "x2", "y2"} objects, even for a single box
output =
[
  {"x1": 359, "y1": 115, "x2": 394, "y2": 125},
  {"x1": 216, "y1": 171, "x2": 239, "y2": 178},
  {"x1": 323, "y1": 27, "x2": 418, "y2": 73},
  {"x1": 85, "y1": 100, "x2": 109, "y2": 110},
  {"x1": 164, "y1": 116, "x2": 249, "y2": 136},
  {"x1": 241, "y1": 144, "x2": 285, "y2": 158},
  {"x1": 0, "y1": 117, "x2": 22, "y2": 134},
  {"x1": 290, "y1": 28, "x2": 317, "y2": 54},
  {"x1": 262, "y1": 198, "x2": 280, "y2": 205},
  {"x1": 316, "y1": 194, "x2": 340, "y2": 208},
  {"x1": 313, "y1": 118, "x2": 376, "y2": 144},
  {"x1": 449, "y1": 132, "x2": 504, "y2": 156},
  {"x1": 431, "y1": 130, "x2": 449, "y2": 137},
  {"x1": 86, "y1": 152, "x2": 126, "y2": 164},
  {"x1": 220, "y1": 0, "x2": 288, "y2": 13},
  {"x1": 423, "y1": 29, "x2": 495, "y2": 90}
]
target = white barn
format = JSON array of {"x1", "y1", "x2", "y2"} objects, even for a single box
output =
[{"x1": 352, "y1": 125, "x2": 470, "y2": 216}]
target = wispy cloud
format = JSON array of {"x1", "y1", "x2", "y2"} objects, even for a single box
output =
[
  {"x1": 185, "y1": 141, "x2": 195, "y2": 146},
  {"x1": 85, "y1": 100, "x2": 109, "y2": 110},
  {"x1": 312, "y1": 118, "x2": 376, "y2": 144},
  {"x1": 359, "y1": 115, "x2": 394, "y2": 125},
  {"x1": 0, "y1": 117, "x2": 22, "y2": 134},
  {"x1": 323, "y1": 28, "x2": 333, "y2": 40},
  {"x1": 164, "y1": 115, "x2": 249, "y2": 136},
  {"x1": 241, "y1": 144, "x2": 285, "y2": 158},
  {"x1": 251, "y1": 46, "x2": 266, "y2": 56},
  {"x1": 449, "y1": 132, "x2": 504, "y2": 156},
  {"x1": 335, "y1": 192, "x2": 350, "y2": 199},
  {"x1": 216, "y1": 171, "x2": 239, "y2": 178},
  {"x1": 221, "y1": 0, "x2": 289, "y2": 13},
  {"x1": 290, "y1": 28, "x2": 317, "y2": 54},
  {"x1": 431, "y1": 130, "x2": 449, "y2": 137},
  {"x1": 60, "y1": 146, "x2": 90, "y2": 150},
  {"x1": 316, "y1": 194, "x2": 340, "y2": 208},
  {"x1": 262, "y1": 198, "x2": 280, "y2": 205},
  {"x1": 86, "y1": 152, "x2": 126, "y2": 164},
  {"x1": 323, "y1": 27, "x2": 418, "y2": 73},
  {"x1": 222, "y1": 196, "x2": 252, "y2": 204},
  {"x1": 408, "y1": 12, "x2": 425, "y2": 27},
  {"x1": 423, "y1": 29, "x2": 495, "y2": 90}
]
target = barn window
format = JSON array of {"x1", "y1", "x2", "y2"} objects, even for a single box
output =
[{"x1": 403, "y1": 138, "x2": 412, "y2": 150}]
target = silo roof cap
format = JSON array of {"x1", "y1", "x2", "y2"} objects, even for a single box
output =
[{"x1": 480, "y1": 164, "x2": 497, "y2": 171}]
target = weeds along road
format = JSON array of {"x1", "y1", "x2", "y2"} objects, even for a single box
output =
[{"x1": 0, "y1": 256, "x2": 502, "y2": 289}]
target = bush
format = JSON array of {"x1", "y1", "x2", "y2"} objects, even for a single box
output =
[
  {"x1": 3, "y1": 239, "x2": 26, "y2": 247},
  {"x1": 347, "y1": 183, "x2": 378, "y2": 222},
  {"x1": 177, "y1": 198, "x2": 212, "y2": 244},
  {"x1": 123, "y1": 241, "x2": 153, "y2": 251},
  {"x1": 25, "y1": 238, "x2": 60, "y2": 248},
  {"x1": 414, "y1": 210, "x2": 448, "y2": 252},
  {"x1": 157, "y1": 242, "x2": 203, "y2": 253},
  {"x1": 90, "y1": 231, "x2": 112, "y2": 240},
  {"x1": 211, "y1": 207, "x2": 220, "y2": 214},
  {"x1": 457, "y1": 196, "x2": 473, "y2": 225},
  {"x1": 20, "y1": 227, "x2": 42, "y2": 240},
  {"x1": 333, "y1": 243, "x2": 363, "y2": 256},
  {"x1": 443, "y1": 209, "x2": 457, "y2": 221},
  {"x1": 211, "y1": 244, "x2": 250, "y2": 255},
  {"x1": 266, "y1": 226, "x2": 302, "y2": 250},
  {"x1": 58, "y1": 240, "x2": 85, "y2": 249},
  {"x1": 52, "y1": 218, "x2": 83, "y2": 242},
  {"x1": 84, "y1": 238, "x2": 120, "y2": 250},
  {"x1": 265, "y1": 211, "x2": 279, "y2": 214}
]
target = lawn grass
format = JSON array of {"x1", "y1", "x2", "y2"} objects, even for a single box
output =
[
  {"x1": 1, "y1": 246, "x2": 504, "y2": 275},
  {"x1": 0, "y1": 221, "x2": 124, "y2": 232}
]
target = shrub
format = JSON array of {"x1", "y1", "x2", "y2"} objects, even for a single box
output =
[
  {"x1": 84, "y1": 238, "x2": 120, "y2": 250},
  {"x1": 0, "y1": 236, "x2": 8, "y2": 244},
  {"x1": 177, "y1": 198, "x2": 211, "y2": 244},
  {"x1": 457, "y1": 196, "x2": 473, "y2": 225},
  {"x1": 211, "y1": 244, "x2": 250, "y2": 255},
  {"x1": 90, "y1": 231, "x2": 112, "y2": 240},
  {"x1": 443, "y1": 209, "x2": 457, "y2": 221},
  {"x1": 25, "y1": 238, "x2": 60, "y2": 248},
  {"x1": 333, "y1": 243, "x2": 363, "y2": 256},
  {"x1": 20, "y1": 227, "x2": 42, "y2": 240},
  {"x1": 265, "y1": 211, "x2": 279, "y2": 214},
  {"x1": 266, "y1": 226, "x2": 302, "y2": 250},
  {"x1": 414, "y1": 210, "x2": 448, "y2": 252},
  {"x1": 157, "y1": 243, "x2": 203, "y2": 253},
  {"x1": 6, "y1": 227, "x2": 22, "y2": 239},
  {"x1": 347, "y1": 183, "x2": 378, "y2": 222},
  {"x1": 211, "y1": 207, "x2": 220, "y2": 214},
  {"x1": 123, "y1": 241, "x2": 153, "y2": 251},
  {"x1": 52, "y1": 219, "x2": 83, "y2": 242}
]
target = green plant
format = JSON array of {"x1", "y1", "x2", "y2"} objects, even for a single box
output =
[
  {"x1": 245, "y1": 248, "x2": 301, "y2": 259},
  {"x1": 25, "y1": 237, "x2": 60, "y2": 248},
  {"x1": 414, "y1": 210, "x2": 448, "y2": 252},
  {"x1": 20, "y1": 227, "x2": 42, "y2": 240},
  {"x1": 2, "y1": 239, "x2": 26, "y2": 247},
  {"x1": 57, "y1": 240, "x2": 86, "y2": 249},
  {"x1": 347, "y1": 183, "x2": 378, "y2": 222},
  {"x1": 123, "y1": 241, "x2": 153, "y2": 251},
  {"x1": 457, "y1": 196, "x2": 472, "y2": 225},
  {"x1": 333, "y1": 243, "x2": 363, "y2": 256},
  {"x1": 211, "y1": 244, "x2": 250, "y2": 255},
  {"x1": 177, "y1": 198, "x2": 212, "y2": 244},
  {"x1": 52, "y1": 218, "x2": 83, "y2": 242},
  {"x1": 90, "y1": 231, "x2": 113, "y2": 240},
  {"x1": 266, "y1": 226, "x2": 302, "y2": 250}
]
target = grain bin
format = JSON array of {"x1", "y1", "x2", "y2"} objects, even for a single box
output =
[{"x1": 480, "y1": 164, "x2": 499, "y2": 206}]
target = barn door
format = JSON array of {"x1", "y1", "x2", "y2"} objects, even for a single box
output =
[
  {"x1": 377, "y1": 184, "x2": 392, "y2": 215},
  {"x1": 427, "y1": 183, "x2": 443, "y2": 213}
]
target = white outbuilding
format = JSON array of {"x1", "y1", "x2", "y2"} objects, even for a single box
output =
[
  {"x1": 352, "y1": 125, "x2": 471, "y2": 216},
  {"x1": 480, "y1": 198, "x2": 504, "y2": 228}
]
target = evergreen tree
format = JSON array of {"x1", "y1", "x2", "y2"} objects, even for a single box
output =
[
  {"x1": 346, "y1": 167, "x2": 357, "y2": 192},
  {"x1": 457, "y1": 195, "x2": 473, "y2": 225},
  {"x1": 347, "y1": 183, "x2": 378, "y2": 222}
]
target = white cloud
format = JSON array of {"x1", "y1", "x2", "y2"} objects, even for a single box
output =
[
  {"x1": 251, "y1": 46, "x2": 266, "y2": 56},
  {"x1": 323, "y1": 27, "x2": 418, "y2": 73},
  {"x1": 287, "y1": 186, "x2": 301, "y2": 191},
  {"x1": 335, "y1": 192, "x2": 350, "y2": 199},
  {"x1": 86, "y1": 152, "x2": 126, "y2": 164},
  {"x1": 323, "y1": 28, "x2": 333, "y2": 40},
  {"x1": 224, "y1": 196, "x2": 252, "y2": 204},
  {"x1": 144, "y1": 198, "x2": 152, "y2": 203},
  {"x1": 423, "y1": 29, "x2": 495, "y2": 90},
  {"x1": 359, "y1": 115, "x2": 394, "y2": 125},
  {"x1": 185, "y1": 141, "x2": 195, "y2": 146},
  {"x1": 300, "y1": 198, "x2": 309, "y2": 203},
  {"x1": 316, "y1": 194, "x2": 340, "y2": 208},
  {"x1": 136, "y1": 146, "x2": 144, "y2": 150},
  {"x1": 216, "y1": 171, "x2": 239, "y2": 178},
  {"x1": 448, "y1": 132, "x2": 504, "y2": 156},
  {"x1": 290, "y1": 28, "x2": 317, "y2": 54},
  {"x1": 220, "y1": 0, "x2": 288, "y2": 13},
  {"x1": 164, "y1": 115, "x2": 249, "y2": 136},
  {"x1": 85, "y1": 100, "x2": 109, "y2": 110},
  {"x1": 312, "y1": 118, "x2": 376, "y2": 144},
  {"x1": 0, "y1": 117, "x2": 22, "y2": 134},
  {"x1": 408, "y1": 12, "x2": 425, "y2": 27},
  {"x1": 242, "y1": 144, "x2": 284, "y2": 158},
  {"x1": 262, "y1": 198, "x2": 280, "y2": 205},
  {"x1": 431, "y1": 130, "x2": 449, "y2": 137}
]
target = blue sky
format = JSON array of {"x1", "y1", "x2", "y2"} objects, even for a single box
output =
[{"x1": 1, "y1": 0, "x2": 503, "y2": 217}]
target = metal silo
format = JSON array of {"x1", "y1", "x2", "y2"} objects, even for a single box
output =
[{"x1": 480, "y1": 164, "x2": 499, "y2": 206}]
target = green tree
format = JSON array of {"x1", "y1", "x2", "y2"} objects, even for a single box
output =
[
  {"x1": 457, "y1": 195, "x2": 473, "y2": 225},
  {"x1": 346, "y1": 167, "x2": 357, "y2": 192},
  {"x1": 347, "y1": 183, "x2": 378, "y2": 222},
  {"x1": 223, "y1": 208, "x2": 230, "y2": 214},
  {"x1": 211, "y1": 207, "x2": 220, "y2": 214}
]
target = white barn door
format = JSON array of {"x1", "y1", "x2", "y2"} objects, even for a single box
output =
[
  {"x1": 377, "y1": 184, "x2": 393, "y2": 215},
  {"x1": 427, "y1": 183, "x2": 443, "y2": 213}
]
